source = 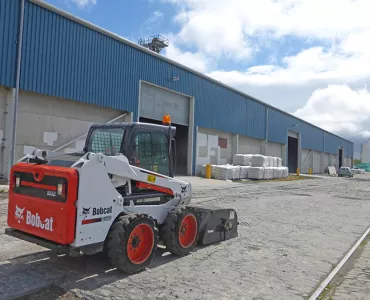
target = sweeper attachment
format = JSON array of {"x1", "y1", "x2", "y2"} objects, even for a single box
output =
[{"x1": 5, "y1": 116, "x2": 238, "y2": 273}]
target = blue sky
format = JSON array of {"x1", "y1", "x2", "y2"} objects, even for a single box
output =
[
  {"x1": 44, "y1": 0, "x2": 370, "y2": 158},
  {"x1": 44, "y1": 0, "x2": 325, "y2": 77},
  {"x1": 45, "y1": 0, "x2": 176, "y2": 45}
]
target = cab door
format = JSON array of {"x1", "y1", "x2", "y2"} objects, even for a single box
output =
[{"x1": 130, "y1": 129, "x2": 171, "y2": 177}]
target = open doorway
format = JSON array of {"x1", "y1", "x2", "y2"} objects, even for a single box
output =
[
  {"x1": 139, "y1": 117, "x2": 189, "y2": 176},
  {"x1": 339, "y1": 148, "x2": 343, "y2": 168},
  {"x1": 288, "y1": 136, "x2": 298, "y2": 173}
]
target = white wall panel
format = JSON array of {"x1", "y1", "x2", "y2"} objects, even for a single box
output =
[
  {"x1": 266, "y1": 141, "x2": 283, "y2": 159},
  {"x1": 196, "y1": 127, "x2": 233, "y2": 175},
  {"x1": 301, "y1": 149, "x2": 311, "y2": 174},
  {"x1": 238, "y1": 135, "x2": 261, "y2": 155},
  {"x1": 14, "y1": 90, "x2": 128, "y2": 162},
  {"x1": 324, "y1": 153, "x2": 329, "y2": 172},
  {"x1": 313, "y1": 151, "x2": 321, "y2": 174}
]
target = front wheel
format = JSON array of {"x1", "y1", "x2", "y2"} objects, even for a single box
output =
[
  {"x1": 160, "y1": 207, "x2": 198, "y2": 256},
  {"x1": 104, "y1": 214, "x2": 158, "y2": 274}
]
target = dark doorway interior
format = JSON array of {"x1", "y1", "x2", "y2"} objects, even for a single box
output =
[
  {"x1": 139, "y1": 117, "x2": 189, "y2": 176},
  {"x1": 339, "y1": 148, "x2": 343, "y2": 168},
  {"x1": 288, "y1": 136, "x2": 298, "y2": 173}
]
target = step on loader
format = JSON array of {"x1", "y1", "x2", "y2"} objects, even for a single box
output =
[{"x1": 5, "y1": 115, "x2": 238, "y2": 274}]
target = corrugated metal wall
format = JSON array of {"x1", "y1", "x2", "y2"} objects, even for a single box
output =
[
  {"x1": 325, "y1": 133, "x2": 352, "y2": 156},
  {"x1": 0, "y1": 0, "x2": 19, "y2": 88},
  {"x1": 268, "y1": 108, "x2": 324, "y2": 151},
  {"x1": 0, "y1": 0, "x2": 354, "y2": 161},
  {"x1": 19, "y1": 1, "x2": 267, "y2": 140},
  {"x1": 268, "y1": 108, "x2": 354, "y2": 156}
]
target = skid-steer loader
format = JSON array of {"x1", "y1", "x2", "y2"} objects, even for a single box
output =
[{"x1": 5, "y1": 115, "x2": 238, "y2": 274}]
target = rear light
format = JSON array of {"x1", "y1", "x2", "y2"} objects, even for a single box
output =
[
  {"x1": 57, "y1": 182, "x2": 66, "y2": 197},
  {"x1": 14, "y1": 175, "x2": 20, "y2": 188}
]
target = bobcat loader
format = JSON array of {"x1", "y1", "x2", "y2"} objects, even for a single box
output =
[{"x1": 5, "y1": 115, "x2": 238, "y2": 274}]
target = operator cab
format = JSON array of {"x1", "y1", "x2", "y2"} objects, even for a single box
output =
[{"x1": 84, "y1": 121, "x2": 177, "y2": 178}]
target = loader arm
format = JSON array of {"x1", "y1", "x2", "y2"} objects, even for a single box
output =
[{"x1": 71, "y1": 152, "x2": 192, "y2": 202}]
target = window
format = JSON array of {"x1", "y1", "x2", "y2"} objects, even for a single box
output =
[
  {"x1": 89, "y1": 128, "x2": 124, "y2": 155},
  {"x1": 133, "y1": 131, "x2": 169, "y2": 176}
]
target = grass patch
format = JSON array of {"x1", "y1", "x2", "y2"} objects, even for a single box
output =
[
  {"x1": 317, "y1": 284, "x2": 333, "y2": 300},
  {"x1": 235, "y1": 175, "x2": 316, "y2": 183}
]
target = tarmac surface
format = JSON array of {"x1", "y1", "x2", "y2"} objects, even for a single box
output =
[{"x1": 1, "y1": 174, "x2": 370, "y2": 299}]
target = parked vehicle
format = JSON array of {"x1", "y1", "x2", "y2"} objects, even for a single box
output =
[{"x1": 338, "y1": 166, "x2": 354, "y2": 177}]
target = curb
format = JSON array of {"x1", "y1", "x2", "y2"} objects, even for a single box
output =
[{"x1": 309, "y1": 226, "x2": 370, "y2": 299}]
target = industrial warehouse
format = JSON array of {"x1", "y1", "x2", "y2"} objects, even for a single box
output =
[{"x1": 0, "y1": 0, "x2": 353, "y2": 180}]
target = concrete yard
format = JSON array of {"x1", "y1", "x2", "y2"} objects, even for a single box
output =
[{"x1": 1, "y1": 175, "x2": 370, "y2": 300}]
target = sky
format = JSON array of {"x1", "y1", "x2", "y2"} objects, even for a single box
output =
[{"x1": 45, "y1": 0, "x2": 370, "y2": 158}]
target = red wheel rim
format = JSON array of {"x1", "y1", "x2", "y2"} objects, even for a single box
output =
[
  {"x1": 127, "y1": 223, "x2": 154, "y2": 265},
  {"x1": 178, "y1": 214, "x2": 198, "y2": 248}
]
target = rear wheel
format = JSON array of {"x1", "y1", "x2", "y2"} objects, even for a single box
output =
[
  {"x1": 160, "y1": 207, "x2": 198, "y2": 256},
  {"x1": 104, "y1": 214, "x2": 158, "y2": 274}
]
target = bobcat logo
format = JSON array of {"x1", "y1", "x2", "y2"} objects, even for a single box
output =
[
  {"x1": 82, "y1": 207, "x2": 91, "y2": 215},
  {"x1": 15, "y1": 205, "x2": 25, "y2": 223}
]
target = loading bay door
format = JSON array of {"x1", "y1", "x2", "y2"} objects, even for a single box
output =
[{"x1": 138, "y1": 82, "x2": 194, "y2": 176}]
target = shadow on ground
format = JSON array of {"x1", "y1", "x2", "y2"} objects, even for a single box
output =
[{"x1": 1, "y1": 243, "x2": 212, "y2": 300}]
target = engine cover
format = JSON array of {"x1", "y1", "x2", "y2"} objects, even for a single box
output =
[{"x1": 188, "y1": 205, "x2": 238, "y2": 245}]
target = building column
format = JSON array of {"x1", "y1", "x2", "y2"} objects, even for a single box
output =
[
  {"x1": 321, "y1": 152, "x2": 324, "y2": 173},
  {"x1": 231, "y1": 134, "x2": 239, "y2": 157},
  {"x1": 260, "y1": 141, "x2": 267, "y2": 156},
  {"x1": 282, "y1": 144, "x2": 287, "y2": 166},
  {"x1": 311, "y1": 150, "x2": 315, "y2": 173},
  {"x1": 2, "y1": 88, "x2": 16, "y2": 180}
]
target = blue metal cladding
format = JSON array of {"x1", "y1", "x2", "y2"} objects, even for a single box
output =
[
  {"x1": 0, "y1": 0, "x2": 19, "y2": 88},
  {"x1": 268, "y1": 108, "x2": 324, "y2": 151},
  {"x1": 19, "y1": 1, "x2": 266, "y2": 139},
  {"x1": 268, "y1": 108, "x2": 353, "y2": 156},
  {"x1": 21, "y1": 1, "x2": 138, "y2": 110},
  {"x1": 324, "y1": 133, "x2": 352, "y2": 156},
  {"x1": 1, "y1": 0, "x2": 353, "y2": 160}
]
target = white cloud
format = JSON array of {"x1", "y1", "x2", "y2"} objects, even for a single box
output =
[
  {"x1": 156, "y1": 0, "x2": 370, "y2": 148},
  {"x1": 164, "y1": 44, "x2": 210, "y2": 73},
  {"x1": 208, "y1": 42, "x2": 370, "y2": 87},
  {"x1": 146, "y1": 10, "x2": 164, "y2": 24},
  {"x1": 160, "y1": 0, "x2": 370, "y2": 61},
  {"x1": 164, "y1": 0, "x2": 370, "y2": 38},
  {"x1": 294, "y1": 85, "x2": 370, "y2": 141},
  {"x1": 69, "y1": 0, "x2": 96, "y2": 9}
]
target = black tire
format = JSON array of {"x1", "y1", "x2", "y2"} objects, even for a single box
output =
[
  {"x1": 104, "y1": 213, "x2": 158, "y2": 274},
  {"x1": 160, "y1": 207, "x2": 199, "y2": 256}
]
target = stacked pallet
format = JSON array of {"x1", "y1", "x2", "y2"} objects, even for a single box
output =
[{"x1": 201, "y1": 154, "x2": 288, "y2": 180}]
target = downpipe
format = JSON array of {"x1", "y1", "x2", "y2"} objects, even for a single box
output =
[{"x1": 9, "y1": 0, "x2": 25, "y2": 173}]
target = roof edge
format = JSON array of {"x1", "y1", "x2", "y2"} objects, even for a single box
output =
[{"x1": 29, "y1": 0, "x2": 353, "y2": 144}]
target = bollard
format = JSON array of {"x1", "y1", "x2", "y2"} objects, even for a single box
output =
[
  {"x1": 308, "y1": 168, "x2": 313, "y2": 175},
  {"x1": 296, "y1": 168, "x2": 300, "y2": 176},
  {"x1": 205, "y1": 164, "x2": 212, "y2": 179}
]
